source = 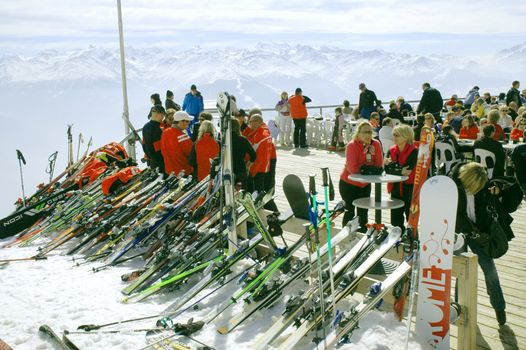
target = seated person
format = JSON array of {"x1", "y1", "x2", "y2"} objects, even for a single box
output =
[
  {"x1": 510, "y1": 116, "x2": 525, "y2": 142},
  {"x1": 436, "y1": 125, "x2": 463, "y2": 158},
  {"x1": 487, "y1": 110, "x2": 504, "y2": 141},
  {"x1": 386, "y1": 102, "x2": 404, "y2": 124},
  {"x1": 473, "y1": 124, "x2": 506, "y2": 177},
  {"x1": 459, "y1": 116, "x2": 479, "y2": 140}
]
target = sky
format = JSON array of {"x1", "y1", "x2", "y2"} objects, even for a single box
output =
[{"x1": 1, "y1": 0, "x2": 526, "y2": 56}]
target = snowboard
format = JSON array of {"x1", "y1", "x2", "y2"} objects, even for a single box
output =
[
  {"x1": 415, "y1": 176, "x2": 457, "y2": 349},
  {"x1": 282, "y1": 174, "x2": 310, "y2": 220},
  {"x1": 393, "y1": 125, "x2": 435, "y2": 319},
  {"x1": 407, "y1": 126, "x2": 435, "y2": 236}
]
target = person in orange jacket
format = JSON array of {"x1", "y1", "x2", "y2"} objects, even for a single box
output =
[
  {"x1": 288, "y1": 87, "x2": 312, "y2": 148},
  {"x1": 161, "y1": 111, "x2": 193, "y2": 177},
  {"x1": 247, "y1": 109, "x2": 279, "y2": 211},
  {"x1": 189, "y1": 120, "x2": 219, "y2": 182},
  {"x1": 244, "y1": 114, "x2": 272, "y2": 191}
]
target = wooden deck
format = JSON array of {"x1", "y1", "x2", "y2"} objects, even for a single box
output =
[{"x1": 273, "y1": 146, "x2": 526, "y2": 350}]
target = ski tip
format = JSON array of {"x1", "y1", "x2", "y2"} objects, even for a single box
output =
[
  {"x1": 216, "y1": 326, "x2": 228, "y2": 335},
  {"x1": 38, "y1": 324, "x2": 50, "y2": 332}
]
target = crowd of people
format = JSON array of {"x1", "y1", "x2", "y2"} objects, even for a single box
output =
[{"x1": 140, "y1": 81, "x2": 526, "y2": 327}]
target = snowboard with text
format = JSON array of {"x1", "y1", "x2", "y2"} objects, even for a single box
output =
[{"x1": 415, "y1": 176, "x2": 457, "y2": 349}]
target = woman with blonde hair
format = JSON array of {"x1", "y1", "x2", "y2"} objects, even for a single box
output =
[
  {"x1": 385, "y1": 124, "x2": 418, "y2": 230},
  {"x1": 275, "y1": 91, "x2": 292, "y2": 147},
  {"x1": 339, "y1": 122, "x2": 383, "y2": 229},
  {"x1": 488, "y1": 109, "x2": 504, "y2": 140},
  {"x1": 188, "y1": 120, "x2": 219, "y2": 181},
  {"x1": 452, "y1": 162, "x2": 516, "y2": 326}
]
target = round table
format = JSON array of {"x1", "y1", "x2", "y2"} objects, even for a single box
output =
[{"x1": 348, "y1": 173, "x2": 408, "y2": 224}]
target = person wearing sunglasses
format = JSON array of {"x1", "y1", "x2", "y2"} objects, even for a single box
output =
[
  {"x1": 510, "y1": 115, "x2": 526, "y2": 142},
  {"x1": 339, "y1": 122, "x2": 383, "y2": 230}
]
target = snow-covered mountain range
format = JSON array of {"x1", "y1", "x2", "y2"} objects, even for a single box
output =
[{"x1": 0, "y1": 42, "x2": 524, "y2": 216}]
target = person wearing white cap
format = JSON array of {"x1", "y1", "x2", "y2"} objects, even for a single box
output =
[{"x1": 161, "y1": 111, "x2": 194, "y2": 176}]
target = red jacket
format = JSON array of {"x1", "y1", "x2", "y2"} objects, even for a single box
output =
[
  {"x1": 491, "y1": 122, "x2": 504, "y2": 141},
  {"x1": 193, "y1": 133, "x2": 219, "y2": 181},
  {"x1": 387, "y1": 143, "x2": 418, "y2": 194},
  {"x1": 244, "y1": 125, "x2": 272, "y2": 176},
  {"x1": 510, "y1": 128, "x2": 524, "y2": 141},
  {"x1": 288, "y1": 95, "x2": 308, "y2": 119},
  {"x1": 161, "y1": 128, "x2": 193, "y2": 176},
  {"x1": 459, "y1": 125, "x2": 479, "y2": 140},
  {"x1": 340, "y1": 139, "x2": 383, "y2": 187}
]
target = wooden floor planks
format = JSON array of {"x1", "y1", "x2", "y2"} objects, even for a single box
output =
[{"x1": 273, "y1": 146, "x2": 526, "y2": 350}]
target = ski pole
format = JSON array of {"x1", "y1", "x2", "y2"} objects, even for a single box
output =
[
  {"x1": 67, "y1": 125, "x2": 73, "y2": 168},
  {"x1": 308, "y1": 174, "x2": 327, "y2": 348},
  {"x1": 76, "y1": 133, "x2": 83, "y2": 162},
  {"x1": 16, "y1": 149, "x2": 27, "y2": 207},
  {"x1": 321, "y1": 167, "x2": 336, "y2": 321},
  {"x1": 46, "y1": 151, "x2": 58, "y2": 183}
]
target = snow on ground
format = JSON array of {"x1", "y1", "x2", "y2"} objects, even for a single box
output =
[{"x1": 0, "y1": 236, "x2": 424, "y2": 350}]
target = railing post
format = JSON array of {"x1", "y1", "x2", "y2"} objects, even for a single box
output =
[{"x1": 453, "y1": 253, "x2": 478, "y2": 350}]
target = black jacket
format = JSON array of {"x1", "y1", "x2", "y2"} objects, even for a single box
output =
[
  {"x1": 142, "y1": 120, "x2": 164, "y2": 172},
  {"x1": 358, "y1": 89, "x2": 379, "y2": 110},
  {"x1": 165, "y1": 98, "x2": 181, "y2": 111},
  {"x1": 417, "y1": 87, "x2": 443, "y2": 115},
  {"x1": 506, "y1": 87, "x2": 522, "y2": 107},
  {"x1": 473, "y1": 137, "x2": 505, "y2": 178},
  {"x1": 231, "y1": 134, "x2": 256, "y2": 175},
  {"x1": 387, "y1": 109, "x2": 404, "y2": 124},
  {"x1": 451, "y1": 162, "x2": 515, "y2": 241}
]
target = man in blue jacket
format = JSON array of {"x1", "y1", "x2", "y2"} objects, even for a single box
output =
[{"x1": 182, "y1": 84, "x2": 204, "y2": 133}]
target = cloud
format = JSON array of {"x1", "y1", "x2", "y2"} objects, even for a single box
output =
[{"x1": 2, "y1": 0, "x2": 525, "y2": 38}]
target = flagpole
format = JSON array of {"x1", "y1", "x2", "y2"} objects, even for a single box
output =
[{"x1": 116, "y1": 0, "x2": 136, "y2": 160}]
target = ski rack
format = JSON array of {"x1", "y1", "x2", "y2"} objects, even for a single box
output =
[
  {"x1": 250, "y1": 206, "x2": 479, "y2": 350},
  {"x1": 350, "y1": 231, "x2": 479, "y2": 350}
]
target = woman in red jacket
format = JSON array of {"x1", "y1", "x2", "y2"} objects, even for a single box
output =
[
  {"x1": 339, "y1": 122, "x2": 383, "y2": 228},
  {"x1": 385, "y1": 124, "x2": 418, "y2": 231},
  {"x1": 510, "y1": 116, "x2": 525, "y2": 141},
  {"x1": 459, "y1": 116, "x2": 479, "y2": 140},
  {"x1": 188, "y1": 120, "x2": 219, "y2": 182}
]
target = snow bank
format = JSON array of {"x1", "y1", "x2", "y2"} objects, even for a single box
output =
[{"x1": 0, "y1": 238, "x2": 423, "y2": 349}]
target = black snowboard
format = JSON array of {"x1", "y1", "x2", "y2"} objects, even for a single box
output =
[{"x1": 283, "y1": 174, "x2": 310, "y2": 220}]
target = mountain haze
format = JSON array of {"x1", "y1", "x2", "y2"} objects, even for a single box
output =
[{"x1": 0, "y1": 42, "x2": 524, "y2": 215}]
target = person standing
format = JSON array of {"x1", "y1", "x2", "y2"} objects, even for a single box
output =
[
  {"x1": 188, "y1": 120, "x2": 219, "y2": 182},
  {"x1": 452, "y1": 162, "x2": 515, "y2": 325},
  {"x1": 417, "y1": 82, "x2": 444, "y2": 125},
  {"x1": 288, "y1": 88, "x2": 311, "y2": 148},
  {"x1": 161, "y1": 111, "x2": 194, "y2": 177},
  {"x1": 182, "y1": 84, "x2": 204, "y2": 129},
  {"x1": 339, "y1": 122, "x2": 383, "y2": 229},
  {"x1": 464, "y1": 86, "x2": 480, "y2": 109},
  {"x1": 165, "y1": 90, "x2": 181, "y2": 112},
  {"x1": 385, "y1": 124, "x2": 418, "y2": 231},
  {"x1": 506, "y1": 81, "x2": 522, "y2": 108},
  {"x1": 142, "y1": 105, "x2": 165, "y2": 173},
  {"x1": 275, "y1": 91, "x2": 292, "y2": 147},
  {"x1": 231, "y1": 118, "x2": 256, "y2": 190},
  {"x1": 357, "y1": 83, "x2": 380, "y2": 119},
  {"x1": 329, "y1": 106, "x2": 346, "y2": 151},
  {"x1": 147, "y1": 93, "x2": 163, "y2": 119}
]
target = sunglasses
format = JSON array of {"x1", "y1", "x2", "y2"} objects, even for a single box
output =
[{"x1": 360, "y1": 130, "x2": 373, "y2": 134}]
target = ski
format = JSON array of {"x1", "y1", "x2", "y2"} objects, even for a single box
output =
[
  {"x1": 252, "y1": 225, "x2": 401, "y2": 350},
  {"x1": 322, "y1": 258, "x2": 413, "y2": 349},
  {"x1": 38, "y1": 324, "x2": 69, "y2": 350},
  {"x1": 274, "y1": 226, "x2": 403, "y2": 350},
  {"x1": 216, "y1": 219, "x2": 358, "y2": 335}
]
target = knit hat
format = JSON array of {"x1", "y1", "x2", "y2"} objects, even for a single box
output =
[
  {"x1": 166, "y1": 90, "x2": 174, "y2": 98},
  {"x1": 190, "y1": 84, "x2": 197, "y2": 90},
  {"x1": 295, "y1": 87, "x2": 302, "y2": 94}
]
